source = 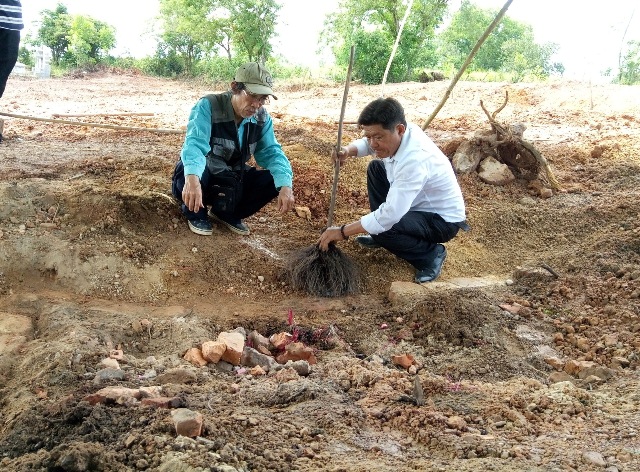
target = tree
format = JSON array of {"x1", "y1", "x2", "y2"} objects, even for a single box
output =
[
  {"x1": 37, "y1": 4, "x2": 71, "y2": 65},
  {"x1": 501, "y1": 31, "x2": 559, "y2": 81},
  {"x1": 222, "y1": 0, "x2": 280, "y2": 64},
  {"x1": 67, "y1": 16, "x2": 116, "y2": 67},
  {"x1": 322, "y1": 0, "x2": 448, "y2": 84},
  {"x1": 617, "y1": 40, "x2": 640, "y2": 85},
  {"x1": 158, "y1": 0, "x2": 222, "y2": 74},
  {"x1": 440, "y1": 1, "x2": 561, "y2": 80},
  {"x1": 156, "y1": 0, "x2": 280, "y2": 75}
]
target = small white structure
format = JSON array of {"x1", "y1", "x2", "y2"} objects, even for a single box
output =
[
  {"x1": 33, "y1": 46, "x2": 52, "y2": 78},
  {"x1": 10, "y1": 62, "x2": 26, "y2": 75}
]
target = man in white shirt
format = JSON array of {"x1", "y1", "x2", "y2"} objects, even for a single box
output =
[{"x1": 318, "y1": 97, "x2": 467, "y2": 283}]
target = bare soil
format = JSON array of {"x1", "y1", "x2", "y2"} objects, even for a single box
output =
[{"x1": 0, "y1": 72, "x2": 639, "y2": 472}]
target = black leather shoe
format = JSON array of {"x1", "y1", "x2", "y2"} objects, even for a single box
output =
[
  {"x1": 415, "y1": 244, "x2": 447, "y2": 283},
  {"x1": 355, "y1": 235, "x2": 381, "y2": 249}
]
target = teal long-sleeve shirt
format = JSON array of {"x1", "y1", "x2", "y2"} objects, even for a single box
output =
[{"x1": 180, "y1": 97, "x2": 293, "y2": 190}]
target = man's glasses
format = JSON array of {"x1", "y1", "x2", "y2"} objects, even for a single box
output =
[{"x1": 244, "y1": 90, "x2": 269, "y2": 105}]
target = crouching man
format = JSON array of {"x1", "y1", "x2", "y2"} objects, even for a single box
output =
[
  {"x1": 172, "y1": 62, "x2": 295, "y2": 236},
  {"x1": 318, "y1": 97, "x2": 468, "y2": 283}
]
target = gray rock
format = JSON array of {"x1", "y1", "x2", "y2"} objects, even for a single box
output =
[
  {"x1": 452, "y1": 140, "x2": 484, "y2": 174},
  {"x1": 240, "y1": 346, "x2": 277, "y2": 371},
  {"x1": 478, "y1": 156, "x2": 515, "y2": 186},
  {"x1": 287, "y1": 360, "x2": 311, "y2": 376},
  {"x1": 93, "y1": 368, "x2": 125, "y2": 384},
  {"x1": 582, "y1": 451, "x2": 606, "y2": 467},
  {"x1": 155, "y1": 368, "x2": 197, "y2": 385}
]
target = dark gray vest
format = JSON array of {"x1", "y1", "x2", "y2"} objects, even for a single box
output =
[{"x1": 204, "y1": 92, "x2": 267, "y2": 174}]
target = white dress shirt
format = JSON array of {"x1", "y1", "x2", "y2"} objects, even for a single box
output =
[{"x1": 353, "y1": 123, "x2": 466, "y2": 235}]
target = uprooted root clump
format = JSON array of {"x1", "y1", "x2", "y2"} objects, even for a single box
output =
[{"x1": 286, "y1": 244, "x2": 359, "y2": 297}]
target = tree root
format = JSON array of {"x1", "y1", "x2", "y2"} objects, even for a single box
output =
[{"x1": 478, "y1": 91, "x2": 561, "y2": 190}]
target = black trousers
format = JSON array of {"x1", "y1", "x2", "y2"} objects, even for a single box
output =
[
  {"x1": 366, "y1": 160, "x2": 460, "y2": 270},
  {"x1": 171, "y1": 160, "x2": 279, "y2": 221},
  {"x1": 0, "y1": 29, "x2": 20, "y2": 98}
]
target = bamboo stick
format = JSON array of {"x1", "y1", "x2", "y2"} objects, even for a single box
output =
[
  {"x1": 0, "y1": 111, "x2": 184, "y2": 134},
  {"x1": 422, "y1": 0, "x2": 514, "y2": 130},
  {"x1": 52, "y1": 112, "x2": 155, "y2": 118}
]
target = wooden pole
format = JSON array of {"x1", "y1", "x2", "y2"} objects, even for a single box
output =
[
  {"x1": 0, "y1": 111, "x2": 184, "y2": 134},
  {"x1": 422, "y1": 0, "x2": 514, "y2": 130},
  {"x1": 327, "y1": 45, "x2": 355, "y2": 227},
  {"x1": 52, "y1": 112, "x2": 155, "y2": 118}
]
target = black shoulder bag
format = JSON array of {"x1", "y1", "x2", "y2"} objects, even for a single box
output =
[{"x1": 209, "y1": 127, "x2": 248, "y2": 214}]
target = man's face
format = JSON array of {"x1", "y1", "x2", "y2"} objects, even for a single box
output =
[
  {"x1": 361, "y1": 123, "x2": 405, "y2": 158},
  {"x1": 232, "y1": 83, "x2": 269, "y2": 119}
]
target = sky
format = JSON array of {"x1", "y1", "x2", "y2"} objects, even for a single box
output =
[{"x1": 21, "y1": 0, "x2": 640, "y2": 81}]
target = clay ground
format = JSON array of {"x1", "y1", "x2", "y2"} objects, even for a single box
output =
[{"x1": 0, "y1": 72, "x2": 639, "y2": 471}]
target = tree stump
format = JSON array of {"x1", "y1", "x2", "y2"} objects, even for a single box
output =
[{"x1": 476, "y1": 91, "x2": 560, "y2": 189}]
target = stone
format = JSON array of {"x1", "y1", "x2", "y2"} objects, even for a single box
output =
[
  {"x1": 539, "y1": 188, "x2": 553, "y2": 199},
  {"x1": 477, "y1": 156, "x2": 515, "y2": 186},
  {"x1": 218, "y1": 331, "x2": 245, "y2": 365},
  {"x1": 446, "y1": 416, "x2": 467, "y2": 430},
  {"x1": 248, "y1": 330, "x2": 270, "y2": 351},
  {"x1": 100, "y1": 358, "x2": 120, "y2": 369},
  {"x1": 171, "y1": 408, "x2": 203, "y2": 438},
  {"x1": 84, "y1": 387, "x2": 141, "y2": 405},
  {"x1": 391, "y1": 353, "x2": 415, "y2": 369},
  {"x1": 548, "y1": 371, "x2": 574, "y2": 384},
  {"x1": 93, "y1": 368, "x2": 125, "y2": 384},
  {"x1": 577, "y1": 365, "x2": 615, "y2": 381},
  {"x1": 286, "y1": 360, "x2": 311, "y2": 376},
  {"x1": 269, "y1": 332, "x2": 293, "y2": 350},
  {"x1": 249, "y1": 365, "x2": 266, "y2": 376},
  {"x1": 109, "y1": 349, "x2": 124, "y2": 360},
  {"x1": 610, "y1": 356, "x2": 630, "y2": 369},
  {"x1": 241, "y1": 346, "x2": 277, "y2": 371},
  {"x1": 452, "y1": 140, "x2": 484, "y2": 174},
  {"x1": 564, "y1": 359, "x2": 595, "y2": 376},
  {"x1": 603, "y1": 334, "x2": 618, "y2": 347},
  {"x1": 276, "y1": 342, "x2": 317, "y2": 364},
  {"x1": 201, "y1": 341, "x2": 226, "y2": 363},
  {"x1": 581, "y1": 451, "x2": 606, "y2": 467},
  {"x1": 155, "y1": 368, "x2": 197, "y2": 385},
  {"x1": 544, "y1": 357, "x2": 565, "y2": 371},
  {"x1": 579, "y1": 375, "x2": 605, "y2": 386},
  {"x1": 183, "y1": 347, "x2": 208, "y2": 367}
]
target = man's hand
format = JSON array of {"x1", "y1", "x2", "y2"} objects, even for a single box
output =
[
  {"x1": 318, "y1": 226, "x2": 344, "y2": 251},
  {"x1": 182, "y1": 174, "x2": 204, "y2": 212},
  {"x1": 277, "y1": 186, "x2": 295, "y2": 213},
  {"x1": 332, "y1": 145, "x2": 351, "y2": 167}
]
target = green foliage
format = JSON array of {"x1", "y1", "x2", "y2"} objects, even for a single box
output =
[
  {"x1": 322, "y1": 0, "x2": 447, "y2": 84},
  {"x1": 35, "y1": 3, "x2": 116, "y2": 69},
  {"x1": 18, "y1": 46, "x2": 34, "y2": 68},
  {"x1": 439, "y1": 0, "x2": 562, "y2": 81},
  {"x1": 66, "y1": 16, "x2": 116, "y2": 68},
  {"x1": 193, "y1": 56, "x2": 243, "y2": 82},
  {"x1": 36, "y1": 4, "x2": 71, "y2": 65},
  {"x1": 158, "y1": 0, "x2": 220, "y2": 74},
  {"x1": 617, "y1": 40, "x2": 640, "y2": 85},
  {"x1": 156, "y1": 0, "x2": 280, "y2": 77},
  {"x1": 222, "y1": 0, "x2": 280, "y2": 63}
]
